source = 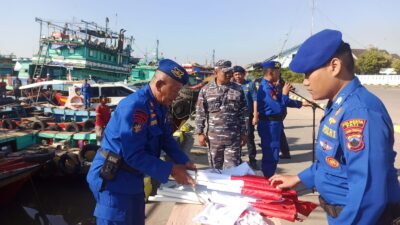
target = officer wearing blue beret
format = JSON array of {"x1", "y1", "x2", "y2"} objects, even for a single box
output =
[
  {"x1": 233, "y1": 65, "x2": 259, "y2": 169},
  {"x1": 87, "y1": 58, "x2": 196, "y2": 225},
  {"x1": 257, "y1": 61, "x2": 305, "y2": 177},
  {"x1": 270, "y1": 29, "x2": 400, "y2": 225}
]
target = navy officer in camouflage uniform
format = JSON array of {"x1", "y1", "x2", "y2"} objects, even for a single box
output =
[
  {"x1": 195, "y1": 60, "x2": 248, "y2": 170},
  {"x1": 232, "y1": 65, "x2": 259, "y2": 169},
  {"x1": 271, "y1": 29, "x2": 400, "y2": 225},
  {"x1": 87, "y1": 59, "x2": 196, "y2": 225}
]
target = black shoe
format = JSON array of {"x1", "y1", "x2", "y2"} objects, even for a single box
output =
[
  {"x1": 249, "y1": 160, "x2": 259, "y2": 170},
  {"x1": 279, "y1": 154, "x2": 291, "y2": 159}
]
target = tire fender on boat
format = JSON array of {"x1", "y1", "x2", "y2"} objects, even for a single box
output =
[
  {"x1": 65, "y1": 122, "x2": 82, "y2": 132},
  {"x1": 47, "y1": 124, "x2": 62, "y2": 131},
  {"x1": 83, "y1": 119, "x2": 95, "y2": 131},
  {"x1": 32, "y1": 121, "x2": 47, "y2": 130},
  {"x1": 70, "y1": 96, "x2": 84, "y2": 109}
]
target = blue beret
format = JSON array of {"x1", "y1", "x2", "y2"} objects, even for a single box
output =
[
  {"x1": 261, "y1": 61, "x2": 281, "y2": 69},
  {"x1": 233, "y1": 66, "x2": 245, "y2": 74},
  {"x1": 157, "y1": 59, "x2": 189, "y2": 85},
  {"x1": 289, "y1": 29, "x2": 343, "y2": 74}
]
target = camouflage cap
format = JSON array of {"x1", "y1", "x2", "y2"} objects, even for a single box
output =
[{"x1": 215, "y1": 60, "x2": 233, "y2": 72}]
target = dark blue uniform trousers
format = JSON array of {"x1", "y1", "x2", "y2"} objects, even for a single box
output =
[
  {"x1": 93, "y1": 190, "x2": 145, "y2": 225},
  {"x1": 257, "y1": 120, "x2": 283, "y2": 178},
  {"x1": 84, "y1": 94, "x2": 91, "y2": 108}
]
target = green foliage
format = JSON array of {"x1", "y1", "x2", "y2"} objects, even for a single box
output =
[
  {"x1": 392, "y1": 59, "x2": 400, "y2": 74},
  {"x1": 281, "y1": 68, "x2": 304, "y2": 83},
  {"x1": 247, "y1": 68, "x2": 304, "y2": 83},
  {"x1": 247, "y1": 69, "x2": 263, "y2": 80},
  {"x1": 355, "y1": 48, "x2": 392, "y2": 74}
]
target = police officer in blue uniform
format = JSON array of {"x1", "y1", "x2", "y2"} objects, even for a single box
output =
[
  {"x1": 270, "y1": 29, "x2": 400, "y2": 225},
  {"x1": 232, "y1": 65, "x2": 259, "y2": 169},
  {"x1": 81, "y1": 79, "x2": 91, "y2": 109},
  {"x1": 87, "y1": 59, "x2": 196, "y2": 225},
  {"x1": 257, "y1": 61, "x2": 304, "y2": 178}
]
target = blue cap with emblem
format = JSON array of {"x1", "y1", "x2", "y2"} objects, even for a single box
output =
[
  {"x1": 157, "y1": 59, "x2": 189, "y2": 85},
  {"x1": 261, "y1": 61, "x2": 281, "y2": 69},
  {"x1": 233, "y1": 65, "x2": 246, "y2": 74},
  {"x1": 289, "y1": 29, "x2": 343, "y2": 74}
]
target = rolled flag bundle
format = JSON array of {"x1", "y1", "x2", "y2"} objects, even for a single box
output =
[
  {"x1": 187, "y1": 171, "x2": 317, "y2": 221},
  {"x1": 152, "y1": 166, "x2": 318, "y2": 223}
]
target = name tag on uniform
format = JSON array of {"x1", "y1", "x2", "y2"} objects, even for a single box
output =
[{"x1": 322, "y1": 125, "x2": 336, "y2": 139}]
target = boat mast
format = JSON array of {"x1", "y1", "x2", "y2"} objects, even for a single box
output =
[
  {"x1": 156, "y1": 39, "x2": 159, "y2": 62},
  {"x1": 311, "y1": 0, "x2": 315, "y2": 35},
  {"x1": 212, "y1": 49, "x2": 215, "y2": 67}
]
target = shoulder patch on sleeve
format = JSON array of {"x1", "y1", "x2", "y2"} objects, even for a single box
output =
[
  {"x1": 341, "y1": 119, "x2": 366, "y2": 152},
  {"x1": 132, "y1": 110, "x2": 148, "y2": 133}
]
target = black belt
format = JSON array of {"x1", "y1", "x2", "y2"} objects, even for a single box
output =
[
  {"x1": 319, "y1": 196, "x2": 343, "y2": 218},
  {"x1": 99, "y1": 148, "x2": 141, "y2": 175},
  {"x1": 320, "y1": 195, "x2": 400, "y2": 223},
  {"x1": 259, "y1": 114, "x2": 284, "y2": 121}
]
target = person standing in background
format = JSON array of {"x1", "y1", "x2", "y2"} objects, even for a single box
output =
[
  {"x1": 233, "y1": 65, "x2": 259, "y2": 169},
  {"x1": 95, "y1": 95, "x2": 111, "y2": 145},
  {"x1": 81, "y1": 79, "x2": 91, "y2": 109},
  {"x1": 195, "y1": 60, "x2": 248, "y2": 170}
]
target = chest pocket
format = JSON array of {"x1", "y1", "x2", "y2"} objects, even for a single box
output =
[
  {"x1": 208, "y1": 98, "x2": 222, "y2": 113},
  {"x1": 226, "y1": 91, "x2": 240, "y2": 111}
]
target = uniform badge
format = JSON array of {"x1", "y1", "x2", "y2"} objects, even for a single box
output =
[
  {"x1": 319, "y1": 140, "x2": 333, "y2": 151},
  {"x1": 325, "y1": 156, "x2": 339, "y2": 168},
  {"x1": 328, "y1": 117, "x2": 337, "y2": 125},
  {"x1": 335, "y1": 107, "x2": 342, "y2": 116},
  {"x1": 171, "y1": 67, "x2": 184, "y2": 78},
  {"x1": 133, "y1": 123, "x2": 142, "y2": 133},
  {"x1": 132, "y1": 110, "x2": 148, "y2": 133},
  {"x1": 322, "y1": 125, "x2": 336, "y2": 139},
  {"x1": 335, "y1": 96, "x2": 342, "y2": 105},
  {"x1": 341, "y1": 119, "x2": 366, "y2": 152},
  {"x1": 270, "y1": 90, "x2": 277, "y2": 100}
]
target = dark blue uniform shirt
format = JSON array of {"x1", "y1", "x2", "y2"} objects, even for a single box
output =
[
  {"x1": 241, "y1": 80, "x2": 257, "y2": 114},
  {"x1": 298, "y1": 77, "x2": 400, "y2": 225},
  {"x1": 81, "y1": 83, "x2": 91, "y2": 95},
  {"x1": 257, "y1": 78, "x2": 301, "y2": 117},
  {"x1": 87, "y1": 84, "x2": 189, "y2": 195}
]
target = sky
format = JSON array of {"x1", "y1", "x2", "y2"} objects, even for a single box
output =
[{"x1": 0, "y1": 0, "x2": 399, "y2": 65}]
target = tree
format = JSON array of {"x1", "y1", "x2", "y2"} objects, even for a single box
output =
[
  {"x1": 355, "y1": 48, "x2": 392, "y2": 74},
  {"x1": 392, "y1": 59, "x2": 400, "y2": 74},
  {"x1": 247, "y1": 67, "x2": 304, "y2": 83},
  {"x1": 281, "y1": 68, "x2": 304, "y2": 83},
  {"x1": 247, "y1": 69, "x2": 263, "y2": 81}
]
